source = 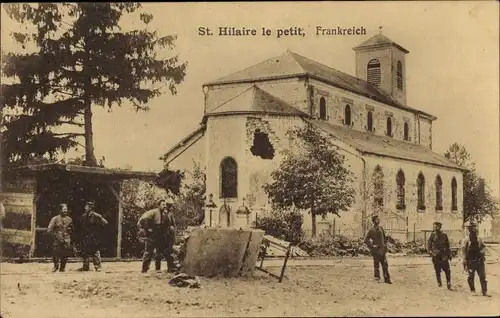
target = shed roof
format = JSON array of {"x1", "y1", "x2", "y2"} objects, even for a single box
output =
[{"x1": 10, "y1": 164, "x2": 158, "y2": 181}]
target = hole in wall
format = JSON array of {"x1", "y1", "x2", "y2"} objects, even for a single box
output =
[{"x1": 250, "y1": 129, "x2": 275, "y2": 160}]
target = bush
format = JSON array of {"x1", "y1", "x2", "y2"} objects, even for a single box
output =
[
  {"x1": 298, "y1": 233, "x2": 429, "y2": 257},
  {"x1": 255, "y1": 209, "x2": 304, "y2": 244}
]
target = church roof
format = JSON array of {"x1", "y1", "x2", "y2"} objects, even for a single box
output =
[
  {"x1": 205, "y1": 85, "x2": 308, "y2": 117},
  {"x1": 204, "y1": 51, "x2": 433, "y2": 119},
  {"x1": 308, "y1": 119, "x2": 465, "y2": 171},
  {"x1": 353, "y1": 33, "x2": 410, "y2": 53}
]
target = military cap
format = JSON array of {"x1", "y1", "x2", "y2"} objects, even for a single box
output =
[
  {"x1": 433, "y1": 221, "x2": 442, "y2": 226},
  {"x1": 371, "y1": 214, "x2": 379, "y2": 222}
]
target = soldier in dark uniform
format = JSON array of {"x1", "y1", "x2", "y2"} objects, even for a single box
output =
[
  {"x1": 79, "y1": 201, "x2": 108, "y2": 272},
  {"x1": 138, "y1": 198, "x2": 177, "y2": 273},
  {"x1": 47, "y1": 203, "x2": 74, "y2": 272},
  {"x1": 427, "y1": 221, "x2": 452, "y2": 289},
  {"x1": 364, "y1": 214, "x2": 392, "y2": 284},
  {"x1": 461, "y1": 222, "x2": 489, "y2": 296}
]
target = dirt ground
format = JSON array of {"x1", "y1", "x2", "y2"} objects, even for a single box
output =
[{"x1": 1, "y1": 257, "x2": 499, "y2": 317}]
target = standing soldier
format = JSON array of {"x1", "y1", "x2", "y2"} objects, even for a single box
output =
[
  {"x1": 364, "y1": 214, "x2": 392, "y2": 284},
  {"x1": 462, "y1": 221, "x2": 490, "y2": 296},
  {"x1": 80, "y1": 201, "x2": 108, "y2": 272},
  {"x1": 427, "y1": 221, "x2": 452, "y2": 289},
  {"x1": 138, "y1": 198, "x2": 177, "y2": 273},
  {"x1": 47, "y1": 203, "x2": 74, "y2": 272}
]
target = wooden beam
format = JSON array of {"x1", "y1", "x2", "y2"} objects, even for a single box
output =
[
  {"x1": 108, "y1": 183, "x2": 122, "y2": 259},
  {"x1": 29, "y1": 188, "x2": 42, "y2": 258}
]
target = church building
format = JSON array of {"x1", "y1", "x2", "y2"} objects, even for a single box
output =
[{"x1": 162, "y1": 32, "x2": 465, "y2": 241}]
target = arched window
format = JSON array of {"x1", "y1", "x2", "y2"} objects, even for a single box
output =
[
  {"x1": 404, "y1": 122, "x2": 409, "y2": 141},
  {"x1": 396, "y1": 169, "x2": 405, "y2": 210},
  {"x1": 435, "y1": 175, "x2": 443, "y2": 211},
  {"x1": 319, "y1": 97, "x2": 327, "y2": 120},
  {"x1": 220, "y1": 157, "x2": 237, "y2": 198},
  {"x1": 373, "y1": 165, "x2": 384, "y2": 207},
  {"x1": 344, "y1": 105, "x2": 351, "y2": 126},
  {"x1": 386, "y1": 117, "x2": 393, "y2": 137},
  {"x1": 397, "y1": 61, "x2": 403, "y2": 90},
  {"x1": 367, "y1": 59, "x2": 381, "y2": 86},
  {"x1": 451, "y1": 177, "x2": 458, "y2": 211},
  {"x1": 417, "y1": 173, "x2": 426, "y2": 210},
  {"x1": 367, "y1": 111, "x2": 373, "y2": 131}
]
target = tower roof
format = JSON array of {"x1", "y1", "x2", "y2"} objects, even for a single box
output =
[{"x1": 353, "y1": 33, "x2": 409, "y2": 54}]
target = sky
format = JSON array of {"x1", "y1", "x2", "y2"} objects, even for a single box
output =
[{"x1": 1, "y1": 2, "x2": 499, "y2": 196}]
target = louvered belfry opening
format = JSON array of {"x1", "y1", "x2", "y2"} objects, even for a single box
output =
[{"x1": 367, "y1": 59, "x2": 381, "y2": 86}]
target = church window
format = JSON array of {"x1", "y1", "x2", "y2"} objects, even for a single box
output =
[
  {"x1": 220, "y1": 157, "x2": 238, "y2": 198},
  {"x1": 367, "y1": 59, "x2": 381, "y2": 86},
  {"x1": 417, "y1": 172, "x2": 426, "y2": 210},
  {"x1": 367, "y1": 111, "x2": 373, "y2": 131},
  {"x1": 344, "y1": 105, "x2": 352, "y2": 126},
  {"x1": 451, "y1": 177, "x2": 458, "y2": 211},
  {"x1": 404, "y1": 122, "x2": 409, "y2": 140},
  {"x1": 396, "y1": 169, "x2": 405, "y2": 210},
  {"x1": 319, "y1": 97, "x2": 327, "y2": 120},
  {"x1": 373, "y1": 165, "x2": 384, "y2": 207},
  {"x1": 435, "y1": 175, "x2": 443, "y2": 211},
  {"x1": 386, "y1": 117, "x2": 393, "y2": 137},
  {"x1": 397, "y1": 61, "x2": 403, "y2": 90},
  {"x1": 250, "y1": 129, "x2": 275, "y2": 160}
]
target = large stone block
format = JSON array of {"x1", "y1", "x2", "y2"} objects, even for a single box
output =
[{"x1": 182, "y1": 227, "x2": 265, "y2": 278}]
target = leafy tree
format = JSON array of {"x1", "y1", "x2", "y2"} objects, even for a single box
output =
[
  {"x1": 120, "y1": 178, "x2": 170, "y2": 257},
  {"x1": 445, "y1": 143, "x2": 498, "y2": 225},
  {"x1": 263, "y1": 123, "x2": 356, "y2": 237},
  {"x1": 2, "y1": 3, "x2": 187, "y2": 167},
  {"x1": 171, "y1": 161, "x2": 206, "y2": 230}
]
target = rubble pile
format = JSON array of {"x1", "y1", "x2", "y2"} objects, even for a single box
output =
[{"x1": 298, "y1": 234, "x2": 428, "y2": 257}]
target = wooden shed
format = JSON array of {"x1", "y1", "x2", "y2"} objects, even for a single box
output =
[{"x1": 1, "y1": 163, "x2": 158, "y2": 259}]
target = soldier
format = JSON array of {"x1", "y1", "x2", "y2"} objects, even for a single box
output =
[
  {"x1": 80, "y1": 201, "x2": 108, "y2": 272},
  {"x1": 462, "y1": 221, "x2": 490, "y2": 296},
  {"x1": 427, "y1": 221, "x2": 452, "y2": 289},
  {"x1": 138, "y1": 197, "x2": 177, "y2": 273},
  {"x1": 364, "y1": 214, "x2": 392, "y2": 284},
  {"x1": 47, "y1": 203, "x2": 74, "y2": 272}
]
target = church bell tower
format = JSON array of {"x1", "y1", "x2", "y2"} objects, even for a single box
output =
[{"x1": 353, "y1": 28, "x2": 409, "y2": 105}]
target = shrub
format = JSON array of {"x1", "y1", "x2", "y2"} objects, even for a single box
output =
[
  {"x1": 298, "y1": 233, "x2": 429, "y2": 257},
  {"x1": 255, "y1": 208, "x2": 304, "y2": 244}
]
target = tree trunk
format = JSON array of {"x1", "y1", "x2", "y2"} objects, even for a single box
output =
[
  {"x1": 311, "y1": 212, "x2": 317, "y2": 237},
  {"x1": 311, "y1": 200, "x2": 316, "y2": 237},
  {"x1": 83, "y1": 41, "x2": 97, "y2": 166},
  {"x1": 83, "y1": 102, "x2": 97, "y2": 166}
]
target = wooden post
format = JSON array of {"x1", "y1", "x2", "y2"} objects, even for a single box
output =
[
  {"x1": 413, "y1": 222, "x2": 416, "y2": 242},
  {"x1": 279, "y1": 244, "x2": 292, "y2": 283},
  {"x1": 29, "y1": 190, "x2": 42, "y2": 258},
  {"x1": 108, "y1": 183, "x2": 122, "y2": 259}
]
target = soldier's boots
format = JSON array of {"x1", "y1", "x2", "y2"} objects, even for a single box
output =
[
  {"x1": 52, "y1": 265, "x2": 59, "y2": 273},
  {"x1": 481, "y1": 281, "x2": 488, "y2": 296}
]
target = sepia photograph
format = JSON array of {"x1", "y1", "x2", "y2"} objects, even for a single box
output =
[{"x1": 1, "y1": 1, "x2": 499, "y2": 317}]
